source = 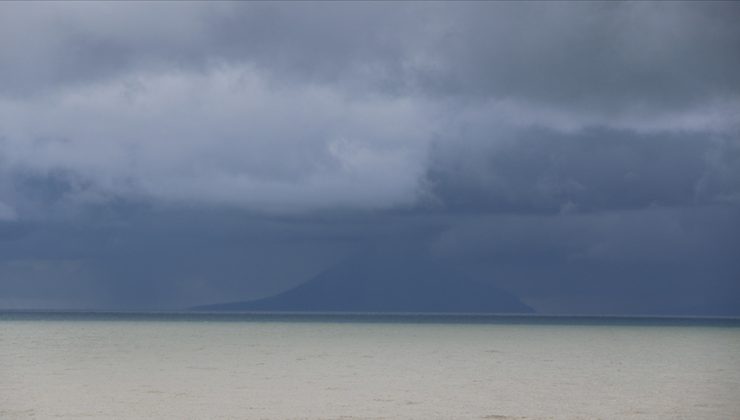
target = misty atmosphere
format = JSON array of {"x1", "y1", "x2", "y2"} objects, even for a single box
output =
[
  {"x1": 2, "y1": 3, "x2": 740, "y2": 420},
  {"x1": 0, "y1": 2, "x2": 738, "y2": 316}
]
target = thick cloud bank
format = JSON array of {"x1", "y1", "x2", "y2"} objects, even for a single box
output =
[
  {"x1": 0, "y1": 3, "x2": 738, "y2": 313},
  {"x1": 1, "y1": 66, "x2": 433, "y2": 213},
  {"x1": 1, "y1": 2, "x2": 738, "y2": 216}
]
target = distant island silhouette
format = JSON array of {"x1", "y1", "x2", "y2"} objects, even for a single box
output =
[{"x1": 192, "y1": 254, "x2": 534, "y2": 314}]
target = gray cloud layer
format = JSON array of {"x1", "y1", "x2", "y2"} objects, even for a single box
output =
[
  {"x1": 0, "y1": 2, "x2": 738, "y2": 313},
  {"x1": 2, "y1": 2, "x2": 738, "y2": 215}
]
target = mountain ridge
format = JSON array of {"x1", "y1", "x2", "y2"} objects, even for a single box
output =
[{"x1": 192, "y1": 255, "x2": 534, "y2": 314}]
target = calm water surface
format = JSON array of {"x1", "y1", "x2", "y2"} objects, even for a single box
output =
[{"x1": 1, "y1": 313, "x2": 739, "y2": 419}]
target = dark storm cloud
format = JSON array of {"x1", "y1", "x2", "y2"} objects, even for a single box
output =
[
  {"x1": 1, "y1": 2, "x2": 738, "y2": 214},
  {"x1": 3, "y1": 3, "x2": 739, "y2": 106},
  {"x1": 428, "y1": 206, "x2": 740, "y2": 315},
  {"x1": 427, "y1": 2, "x2": 740, "y2": 109},
  {"x1": 0, "y1": 222, "x2": 27, "y2": 241},
  {"x1": 0, "y1": 205, "x2": 447, "y2": 310},
  {"x1": 0, "y1": 2, "x2": 422, "y2": 97},
  {"x1": 0, "y1": 2, "x2": 738, "y2": 313},
  {"x1": 427, "y1": 127, "x2": 740, "y2": 214}
]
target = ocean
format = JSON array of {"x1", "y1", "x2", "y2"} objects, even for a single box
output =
[{"x1": 1, "y1": 312, "x2": 739, "y2": 419}]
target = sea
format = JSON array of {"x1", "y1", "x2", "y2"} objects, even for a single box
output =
[{"x1": 1, "y1": 312, "x2": 739, "y2": 419}]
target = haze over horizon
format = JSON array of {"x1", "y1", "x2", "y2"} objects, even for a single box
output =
[{"x1": 0, "y1": 2, "x2": 739, "y2": 315}]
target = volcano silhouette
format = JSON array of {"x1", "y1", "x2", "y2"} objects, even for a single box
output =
[{"x1": 193, "y1": 254, "x2": 533, "y2": 314}]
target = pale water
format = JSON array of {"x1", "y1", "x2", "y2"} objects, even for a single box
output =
[{"x1": 1, "y1": 313, "x2": 739, "y2": 419}]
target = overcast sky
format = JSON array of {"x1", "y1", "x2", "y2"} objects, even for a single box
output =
[{"x1": 1, "y1": 2, "x2": 738, "y2": 314}]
